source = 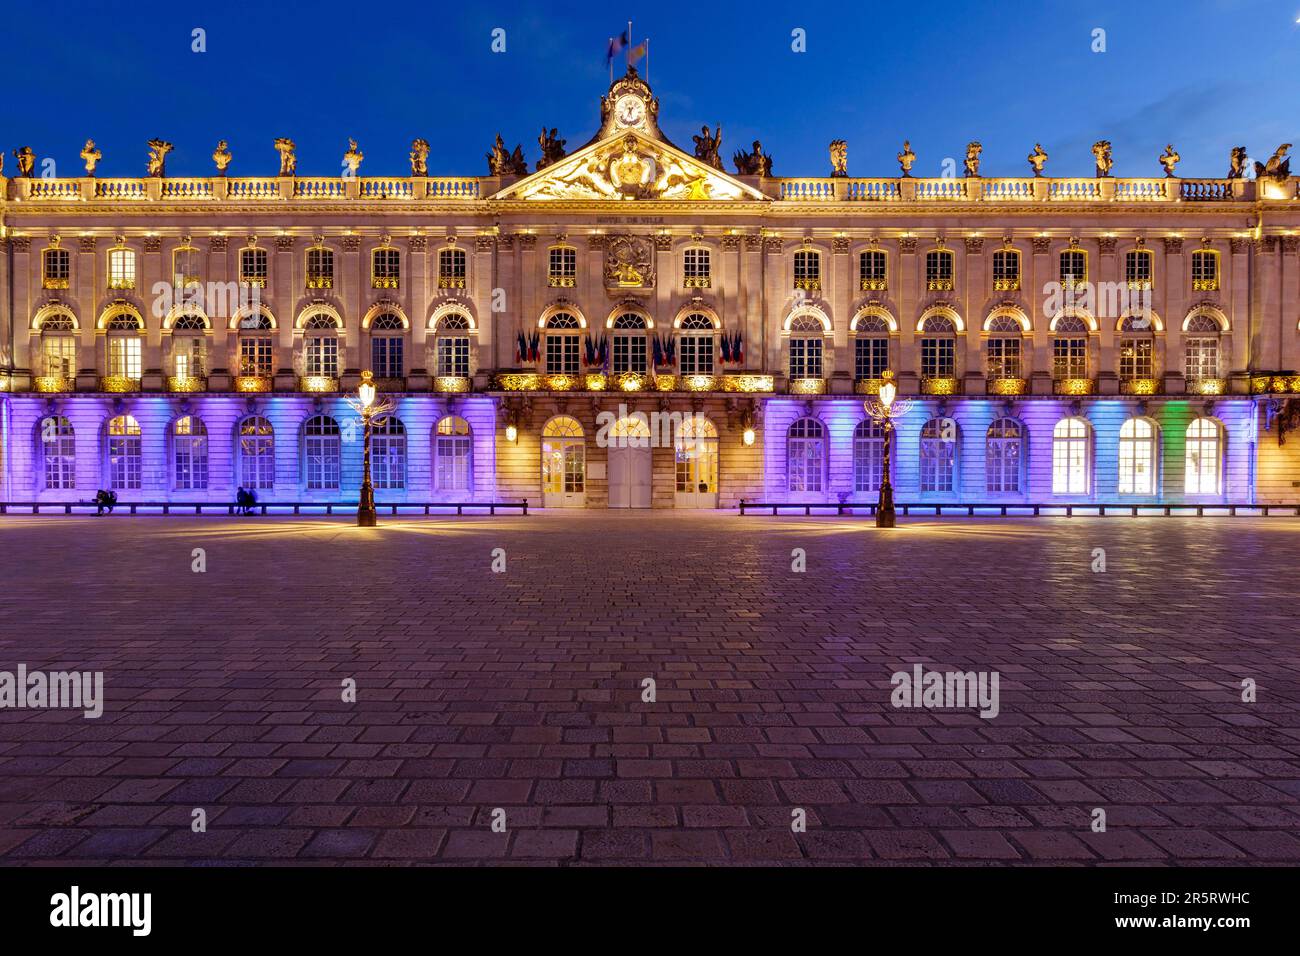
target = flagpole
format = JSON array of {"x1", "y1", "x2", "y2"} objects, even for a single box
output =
[
  {"x1": 627, "y1": 20, "x2": 632, "y2": 69},
  {"x1": 646, "y1": 38, "x2": 649, "y2": 84},
  {"x1": 608, "y1": 38, "x2": 613, "y2": 83}
]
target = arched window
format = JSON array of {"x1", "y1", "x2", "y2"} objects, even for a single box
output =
[
  {"x1": 106, "y1": 313, "x2": 143, "y2": 380},
  {"x1": 303, "y1": 416, "x2": 341, "y2": 490},
  {"x1": 788, "y1": 315, "x2": 824, "y2": 379},
  {"x1": 303, "y1": 312, "x2": 340, "y2": 378},
  {"x1": 793, "y1": 250, "x2": 820, "y2": 291},
  {"x1": 372, "y1": 416, "x2": 406, "y2": 490},
  {"x1": 173, "y1": 416, "x2": 208, "y2": 490},
  {"x1": 986, "y1": 418, "x2": 1023, "y2": 493},
  {"x1": 39, "y1": 416, "x2": 76, "y2": 490},
  {"x1": 985, "y1": 316, "x2": 1022, "y2": 380},
  {"x1": 925, "y1": 249, "x2": 954, "y2": 291},
  {"x1": 920, "y1": 315, "x2": 956, "y2": 379},
  {"x1": 369, "y1": 313, "x2": 405, "y2": 380},
  {"x1": 1118, "y1": 315, "x2": 1155, "y2": 382},
  {"x1": 677, "y1": 313, "x2": 715, "y2": 375},
  {"x1": 438, "y1": 248, "x2": 467, "y2": 289},
  {"x1": 238, "y1": 416, "x2": 275, "y2": 490},
  {"x1": 39, "y1": 313, "x2": 77, "y2": 378},
  {"x1": 854, "y1": 316, "x2": 889, "y2": 381},
  {"x1": 238, "y1": 312, "x2": 274, "y2": 377},
  {"x1": 435, "y1": 313, "x2": 472, "y2": 377},
  {"x1": 1125, "y1": 249, "x2": 1154, "y2": 290},
  {"x1": 1052, "y1": 417, "x2": 1090, "y2": 494},
  {"x1": 787, "y1": 418, "x2": 825, "y2": 492},
  {"x1": 1184, "y1": 315, "x2": 1221, "y2": 387},
  {"x1": 920, "y1": 417, "x2": 957, "y2": 493},
  {"x1": 434, "y1": 416, "x2": 473, "y2": 492},
  {"x1": 853, "y1": 420, "x2": 885, "y2": 493},
  {"x1": 1053, "y1": 316, "x2": 1089, "y2": 380},
  {"x1": 171, "y1": 313, "x2": 209, "y2": 379},
  {"x1": 1118, "y1": 418, "x2": 1158, "y2": 495},
  {"x1": 545, "y1": 312, "x2": 581, "y2": 374},
  {"x1": 106, "y1": 415, "x2": 142, "y2": 490},
  {"x1": 675, "y1": 416, "x2": 718, "y2": 496},
  {"x1": 1185, "y1": 418, "x2": 1222, "y2": 494},
  {"x1": 541, "y1": 415, "x2": 584, "y2": 502},
  {"x1": 611, "y1": 313, "x2": 648, "y2": 374}
]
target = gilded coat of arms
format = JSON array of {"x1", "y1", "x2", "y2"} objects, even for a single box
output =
[{"x1": 604, "y1": 236, "x2": 656, "y2": 291}]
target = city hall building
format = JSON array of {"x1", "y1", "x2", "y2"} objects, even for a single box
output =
[{"x1": 2, "y1": 68, "x2": 1300, "y2": 510}]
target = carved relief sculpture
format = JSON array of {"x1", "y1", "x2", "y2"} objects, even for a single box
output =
[
  {"x1": 274, "y1": 138, "x2": 297, "y2": 176},
  {"x1": 1255, "y1": 144, "x2": 1292, "y2": 182},
  {"x1": 692, "y1": 125, "x2": 723, "y2": 170},
  {"x1": 829, "y1": 139, "x2": 848, "y2": 177},
  {"x1": 79, "y1": 139, "x2": 101, "y2": 176},
  {"x1": 13, "y1": 146, "x2": 35, "y2": 178},
  {"x1": 409, "y1": 138, "x2": 429, "y2": 177},
  {"x1": 1158, "y1": 144, "x2": 1181, "y2": 178},
  {"x1": 212, "y1": 140, "x2": 232, "y2": 174},
  {"x1": 146, "y1": 139, "x2": 173, "y2": 178},
  {"x1": 1027, "y1": 143, "x2": 1048, "y2": 176},
  {"x1": 1227, "y1": 146, "x2": 1248, "y2": 179},
  {"x1": 343, "y1": 139, "x2": 364, "y2": 175},
  {"x1": 964, "y1": 141, "x2": 982, "y2": 178},
  {"x1": 1092, "y1": 140, "x2": 1113, "y2": 178},
  {"x1": 536, "y1": 128, "x2": 567, "y2": 171},
  {"x1": 604, "y1": 235, "x2": 656, "y2": 290},
  {"x1": 897, "y1": 140, "x2": 915, "y2": 177},
  {"x1": 733, "y1": 140, "x2": 772, "y2": 177}
]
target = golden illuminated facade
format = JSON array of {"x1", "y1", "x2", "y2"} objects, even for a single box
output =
[{"x1": 3, "y1": 69, "x2": 1300, "y2": 508}]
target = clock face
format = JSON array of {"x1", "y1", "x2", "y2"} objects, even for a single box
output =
[{"x1": 614, "y1": 94, "x2": 646, "y2": 128}]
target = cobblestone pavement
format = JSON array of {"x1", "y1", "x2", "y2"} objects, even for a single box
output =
[{"x1": 0, "y1": 511, "x2": 1298, "y2": 866}]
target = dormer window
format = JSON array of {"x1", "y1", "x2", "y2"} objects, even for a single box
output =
[
  {"x1": 439, "y1": 248, "x2": 467, "y2": 289},
  {"x1": 683, "y1": 248, "x2": 711, "y2": 288},
  {"x1": 372, "y1": 247, "x2": 400, "y2": 289}
]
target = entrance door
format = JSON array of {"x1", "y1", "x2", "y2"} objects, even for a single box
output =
[
  {"x1": 674, "y1": 416, "x2": 719, "y2": 508},
  {"x1": 608, "y1": 415, "x2": 652, "y2": 509},
  {"x1": 541, "y1": 416, "x2": 585, "y2": 508}
]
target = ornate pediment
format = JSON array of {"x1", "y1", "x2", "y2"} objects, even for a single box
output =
[{"x1": 491, "y1": 132, "x2": 766, "y2": 203}]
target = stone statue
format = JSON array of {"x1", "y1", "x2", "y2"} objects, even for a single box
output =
[
  {"x1": 507, "y1": 143, "x2": 528, "y2": 175},
  {"x1": 1227, "y1": 146, "x2": 1248, "y2": 180},
  {"x1": 487, "y1": 134, "x2": 516, "y2": 175},
  {"x1": 213, "y1": 140, "x2": 232, "y2": 174},
  {"x1": 897, "y1": 140, "x2": 915, "y2": 177},
  {"x1": 274, "y1": 138, "x2": 296, "y2": 176},
  {"x1": 1027, "y1": 143, "x2": 1048, "y2": 176},
  {"x1": 733, "y1": 140, "x2": 772, "y2": 177},
  {"x1": 80, "y1": 139, "x2": 101, "y2": 176},
  {"x1": 1158, "y1": 144, "x2": 1180, "y2": 177},
  {"x1": 829, "y1": 139, "x2": 848, "y2": 177},
  {"x1": 410, "y1": 138, "x2": 429, "y2": 176},
  {"x1": 13, "y1": 146, "x2": 36, "y2": 178},
  {"x1": 1092, "y1": 140, "x2": 1113, "y2": 178},
  {"x1": 964, "y1": 141, "x2": 982, "y2": 178},
  {"x1": 146, "y1": 139, "x2": 173, "y2": 178},
  {"x1": 343, "y1": 138, "x2": 364, "y2": 175},
  {"x1": 1255, "y1": 144, "x2": 1292, "y2": 182},
  {"x1": 537, "y1": 127, "x2": 567, "y2": 171},
  {"x1": 692, "y1": 124, "x2": 723, "y2": 170}
]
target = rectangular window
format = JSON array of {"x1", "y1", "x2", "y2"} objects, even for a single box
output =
[
  {"x1": 1191, "y1": 251, "x2": 1219, "y2": 291},
  {"x1": 42, "y1": 249, "x2": 71, "y2": 289},
  {"x1": 1119, "y1": 338, "x2": 1154, "y2": 380},
  {"x1": 306, "y1": 337, "x2": 339, "y2": 377},
  {"x1": 1185, "y1": 338, "x2": 1219, "y2": 383},
  {"x1": 854, "y1": 338, "x2": 888, "y2": 380},
  {"x1": 173, "y1": 339, "x2": 208, "y2": 378},
  {"x1": 683, "y1": 248, "x2": 711, "y2": 288},
  {"x1": 372, "y1": 436, "x2": 406, "y2": 490},
  {"x1": 548, "y1": 247, "x2": 577, "y2": 287},
  {"x1": 439, "y1": 249, "x2": 467, "y2": 289},
  {"x1": 992, "y1": 250, "x2": 1020, "y2": 291},
  {"x1": 1125, "y1": 250, "x2": 1153, "y2": 289},
  {"x1": 925, "y1": 251, "x2": 954, "y2": 291},
  {"x1": 305, "y1": 438, "x2": 340, "y2": 490},
  {"x1": 372, "y1": 336, "x2": 404, "y2": 378},
  {"x1": 679, "y1": 335, "x2": 714, "y2": 375},
  {"x1": 788, "y1": 337, "x2": 823, "y2": 379},
  {"x1": 859, "y1": 251, "x2": 887, "y2": 291},
  {"x1": 920, "y1": 440, "x2": 955, "y2": 492},
  {"x1": 372, "y1": 248, "x2": 401, "y2": 289},
  {"x1": 240, "y1": 249, "x2": 268, "y2": 287},
  {"x1": 546, "y1": 333, "x2": 579, "y2": 374},
  {"x1": 42, "y1": 418, "x2": 76, "y2": 490},
  {"x1": 173, "y1": 247, "x2": 201, "y2": 288},
  {"x1": 986, "y1": 338, "x2": 1022, "y2": 379},
  {"x1": 1053, "y1": 338, "x2": 1088, "y2": 379},
  {"x1": 1053, "y1": 438, "x2": 1089, "y2": 494},
  {"x1": 1059, "y1": 250, "x2": 1087, "y2": 287},
  {"x1": 108, "y1": 337, "x2": 141, "y2": 378},
  {"x1": 43, "y1": 337, "x2": 77, "y2": 377},
  {"x1": 108, "y1": 249, "x2": 136, "y2": 290},
  {"x1": 306, "y1": 248, "x2": 334, "y2": 289},
  {"x1": 437, "y1": 337, "x2": 471, "y2": 377},
  {"x1": 612, "y1": 334, "x2": 648, "y2": 374},
  {"x1": 240, "y1": 337, "x2": 273, "y2": 377},
  {"x1": 793, "y1": 252, "x2": 820, "y2": 290},
  {"x1": 921, "y1": 337, "x2": 955, "y2": 378}
]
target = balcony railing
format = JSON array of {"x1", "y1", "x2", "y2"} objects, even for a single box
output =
[
  {"x1": 100, "y1": 375, "x2": 141, "y2": 393},
  {"x1": 854, "y1": 378, "x2": 885, "y2": 395},
  {"x1": 920, "y1": 376, "x2": 961, "y2": 395},
  {"x1": 992, "y1": 277, "x2": 1021, "y2": 292},
  {"x1": 299, "y1": 375, "x2": 339, "y2": 392},
  {"x1": 793, "y1": 277, "x2": 821, "y2": 292},
  {"x1": 548, "y1": 275, "x2": 576, "y2": 288},
  {"x1": 986, "y1": 377, "x2": 1027, "y2": 396},
  {"x1": 438, "y1": 276, "x2": 467, "y2": 289},
  {"x1": 1189, "y1": 378, "x2": 1227, "y2": 395},
  {"x1": 788, "y1": 377, "x2": 827, "y2": 395},
  {"x1": 492, "y1": 372, "x2": 774, "y2": 394},
  {"x1": 1119, "y1": 377, "x2": 1159, "y2": 395},
  {"x1": 235, "y1": 375, "x2": 272, "y2": 392},
  {"x1": 33, "y1": 375, "x2": 73, "y2": 393},
  {"x1": 166, "y1": 375, "x2": 206, "y2": 393},
  {"x1": 1192, "y1": 278, "x2": 1220, "y2": 292},
  {"x1": 433, "y1": 376, "x2": 470, "y2": 393},
  {"x1": 926, "y1": 278, "x2": 954, "y2": 292},
  {"x1": 1053, "y1": 378, "x2": 1096, "y2": 395},
  {"x1": 372, "y1": 277, "x2": 399, "y2": 290},
  {"x1": 683, "y1": 276, "x2": 711, "y2": 289},
  {"x1": 860, "y1": 277, "x2": 887, "y2": 292},
  {"x1": 306, "y1": 276, "x2": 333, "y2": 290}
]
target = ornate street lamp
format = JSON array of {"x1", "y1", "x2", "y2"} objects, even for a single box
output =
[
  {"x1": 863, "y1": 371, "x2": 911, "y2": 528},
  {"x1": 347, "y1": 370, "x2": 395, "y2": 527}
]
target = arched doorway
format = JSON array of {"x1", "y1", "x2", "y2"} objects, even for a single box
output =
[
  {"x1": 675, "y1": 415, "x2": 718, "y2": 508},
  {"x1": 608, "y1": 415, "x2": 652, "y2": 509},
  {"x1": 542, "y1": 416, "x2": 585, "y2": 508}
]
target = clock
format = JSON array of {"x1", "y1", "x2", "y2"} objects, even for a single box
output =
[{"x1": 614, "y1": 94, "x2": 646, "y2": 129}]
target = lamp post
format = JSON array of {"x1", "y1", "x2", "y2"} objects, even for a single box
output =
[
  {"x1": 864, "y1": 371, "x2": 910, "y2": 529},
  {"x1": 349, "y1": 370, "x2": 394, "y2": 528}
]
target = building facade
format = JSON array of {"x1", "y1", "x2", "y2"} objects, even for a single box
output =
[{"x1": 2, "y1": 70, "x2": 1300, "y2": 509}]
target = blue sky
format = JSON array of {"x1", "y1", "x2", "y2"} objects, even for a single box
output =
[{"x1": 3, "y1": 0, "x2": 1296, "y2": 180}]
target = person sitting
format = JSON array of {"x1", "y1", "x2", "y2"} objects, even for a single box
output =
[
  {"x1": 244, "y1": 487, "x2": 258, "y2": 515},
  {"x1": 95, "y1": 489, "x2": 117, "y2": 515}
]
